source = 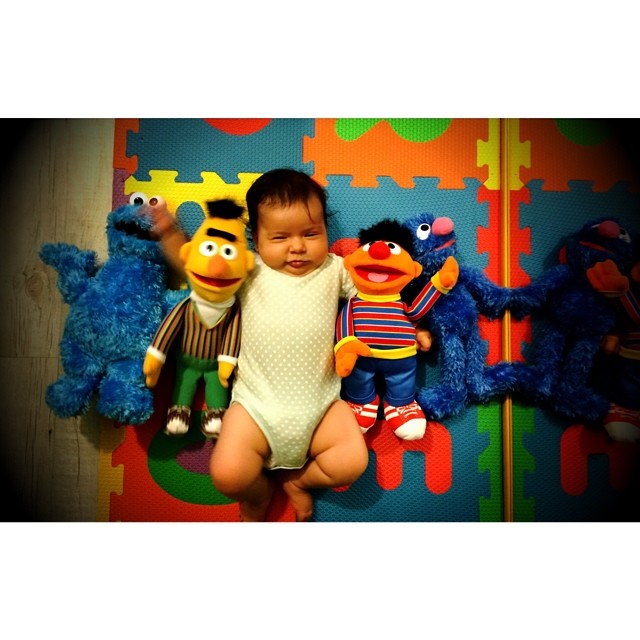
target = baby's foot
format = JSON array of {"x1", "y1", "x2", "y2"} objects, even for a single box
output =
[
  {"x1": 281, "y1": 478, "x2": 313, "y2": 522},
  {"x1": 239, "y1": 499, "x2": 271, "y2": 522},
  {"x1": 238, "y1": 477, "x2": 275, "y2": 522}
]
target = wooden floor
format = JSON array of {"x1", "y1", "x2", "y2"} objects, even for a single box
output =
[{"x1": 0, "y1": 119, "x2": 115, "y2": 520}]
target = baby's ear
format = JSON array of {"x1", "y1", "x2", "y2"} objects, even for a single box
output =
[{"x1": 179, "y1": 241, "x2": 192, "y2": 264}]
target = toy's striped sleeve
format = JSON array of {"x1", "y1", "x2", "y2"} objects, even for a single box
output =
[{"x1": 406, "y1": 280, "x2": 444, "y2": 323}]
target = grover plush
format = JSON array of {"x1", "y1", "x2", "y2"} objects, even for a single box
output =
[
  {"x1": 509, "y1": 217, "x2": 634, "y2": 422},
  {"x1": 401, "y1": 212, "x2": 517, "y2": 419},
  {"x1": 40, "y1": 194, "x2": 185, "y2": 425},
  {"x1": 335, "y1": 218, "x2": 459, "y2": 440},
  {"x1": 143, "y1": 199, "x2": 255, "y2": 437}
]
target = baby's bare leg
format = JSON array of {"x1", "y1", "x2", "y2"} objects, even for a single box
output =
[
  {"x1": 209, "y1": 403, "x2": 273, "y2": 522},
  {"x1": 280, "y1": 400, "x2": 369, "y2": 521}
]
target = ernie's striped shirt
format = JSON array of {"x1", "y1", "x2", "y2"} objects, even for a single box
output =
[{"x1": 335, "y1": 279, "x2": 443, "y2": 360}]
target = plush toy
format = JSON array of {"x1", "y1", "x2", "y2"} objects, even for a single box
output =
[
  {"x1": 335, "y1": 218, "x2": 459, "y2": 440},
  {"x1": 508, "y1": 217, "x2": 634, "y2": 422},
  {"x1": 586, "y1": 257, "x2": 640, "y2": 441},
  {"x1": 143, "y1": 199, "x2": 255, "y2": 437},
  {"x1": 40, "y1": 193, "x2": 185, "y2": 424},
  {"x1": 400, "y1": 212, "x2": 519, "y2": 419}
]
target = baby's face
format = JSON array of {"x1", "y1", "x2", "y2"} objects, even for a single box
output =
[{"x1": 253, "y1": 195, "x2": 329, "y2": 277}]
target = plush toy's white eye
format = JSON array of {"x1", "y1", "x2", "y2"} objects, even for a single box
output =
[
  {"x1": 220, "y1": 244, "x2": 238, "y2": 260},
  {"x1": 416, "y1": 223, "x2": 431, "y2": 240},
  {"x1": 199, "y1": 241, "x2": 218, "y2": 257},
  {"x1": 147, "y1": 195, "x2": 166, "y2": 208},
  {"x1": 619, "y1": 228, "x2": 631, "y2": 243},
  {"x1": 129, "y1": 192, "x2": 148, "y2": 206},
  {"x1": 361, "y1": 242, "x2": 372, "y2": 252},
  {"x1": 386, "y1": 242, "x2": 402, "y2": 255}
]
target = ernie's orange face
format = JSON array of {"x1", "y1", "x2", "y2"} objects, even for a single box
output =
[{"x1": 344, "y1": 239, "x2": 423, "y2": 296}]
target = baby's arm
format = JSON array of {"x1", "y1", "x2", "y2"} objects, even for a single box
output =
[{"x1": 150, "y1": 205, "x2": 189, "y2": 277}]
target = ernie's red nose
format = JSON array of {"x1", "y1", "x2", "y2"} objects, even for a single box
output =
[{"x1": 368, "y1": 241, "x2": 390, "y2": 260}]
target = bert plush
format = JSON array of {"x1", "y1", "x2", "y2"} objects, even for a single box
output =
[
  {"x1": 144, "y1": 199, "x2": 254, "y2": 437},
  {"x1": 335, "y1": 219, "x2": 458, "y2": 440}
]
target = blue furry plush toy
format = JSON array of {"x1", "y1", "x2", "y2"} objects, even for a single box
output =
[
  {"x1": 40, "y1": 193, "x2": 186, "y2": 425},
  {"x1": 401, "y1": 212, "x2": 517, "y2": 419},
  {"x1": 508, "y1": 217, "x2": 635, "y2": 422}
]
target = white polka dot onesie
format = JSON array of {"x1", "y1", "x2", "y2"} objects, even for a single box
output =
[{"x1": 232, "y1": 254, "x2": 356, "y2": 469}]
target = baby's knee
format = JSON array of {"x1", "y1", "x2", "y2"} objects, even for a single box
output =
[{"x1": 209, "y1": 458, "x2": 246, "y2": 497}]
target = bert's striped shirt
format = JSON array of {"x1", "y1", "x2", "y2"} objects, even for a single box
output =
[{"x1": 148, "y1": 295, "x2": 241, "y2": 365}]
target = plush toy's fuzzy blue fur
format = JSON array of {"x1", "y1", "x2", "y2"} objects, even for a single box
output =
[
  {"x1": 41, "y1": 201, "x2": 186, "y2": 424},
  {"x1": 401, "y1": 212, "x2": 517, "y2": 419},
  {"x1": 507, "y1": 216, "x2": 635, "y2": 422}
]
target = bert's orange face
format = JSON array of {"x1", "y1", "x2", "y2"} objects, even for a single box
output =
[
  {"x1": 179, "y1": 216, "x2": 255, "y2": 301},
  {"x1": 344, "y1": 239, "x2": 423, "y2": 296}
]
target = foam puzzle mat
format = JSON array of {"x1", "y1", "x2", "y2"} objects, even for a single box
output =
[{"x1": 98, "y1": 118, "x2": 640, "y2": 521}]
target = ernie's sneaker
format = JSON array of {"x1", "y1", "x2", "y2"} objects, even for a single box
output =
[
  {"x1": 604, "y1": 403, "x2": 640, "y2": 443},
  {"x1": 347, "y1": 395, "x2": 380, "y2": 432},
  {"x1": 384, "y1": 401, "x2": 426, "y2": 441}
]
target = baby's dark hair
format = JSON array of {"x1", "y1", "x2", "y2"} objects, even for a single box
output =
[
  {"x1": 358, "y1": 218, "x2": 415, "y2": 256},
  {"x1": 245, "y1": 168, "x2": 327, "y2": 231},
  {"x1": 206, "y1": 198, "x2": 245, "y2": 220}
]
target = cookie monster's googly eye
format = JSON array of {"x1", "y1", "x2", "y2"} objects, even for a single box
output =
[
  {"x1": 416, "y1": 223, "x2": 431, "y2": 240},
  {"x1": 129, "y1": 192, "x2": 148, "y2": 206},
  {"x1": 199, "y1": 241, "x2": 218, "y2": 257},
  {"x1": 386, "y1": 242, "x2": 402, "y2": 255},
  {"x1": 619, "y1": 228, "x2": 631, "y2": 243},
  {"x1": 220, "y1": 244, "x2": 238, "y2": 260},
  {"x1": 148, "y1": 195, "x2": 166, "y2": 208},
  {"x1": 361, "y1": 242, "x2": 372, "y2": 252}
]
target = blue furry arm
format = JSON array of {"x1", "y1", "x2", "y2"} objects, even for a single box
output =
[
  {"x1": 508, "y1": 264, "x2": 574, "y2": 320},
  {"x1": 459, "y1": 267, "x2": 511, "y2": 318},
  {"x1": 40, "y1": 242, "x2": 98, "y2": 304}
]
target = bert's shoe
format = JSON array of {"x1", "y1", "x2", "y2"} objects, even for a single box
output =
[
  {"x1": 201, "y1": 407, "x2": 225, "y2": 438},
  {"x1": 384, "y1": 400, "x2": 426, "y2": 440},
  {"x1": 347, "y1": 395, "x2": 380, "y2": 432},
  {"x1": 604, "y1": 403, "x2": 640, "y2": 442},
  {"x1": 165, "y1": 405, "x2": 191, "y2": 436}
]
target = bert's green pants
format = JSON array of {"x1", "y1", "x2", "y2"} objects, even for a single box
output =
[{"x1": 172, "y1": 353, "x2": 228, "y2": 409}]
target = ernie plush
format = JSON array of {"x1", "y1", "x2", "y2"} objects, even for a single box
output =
[
  {"x1": 143, "y1": 199, "x2": 255, "y2": 437},
  {"x1": 335, "y1": 219, "x2": 459, "y2": 440}
]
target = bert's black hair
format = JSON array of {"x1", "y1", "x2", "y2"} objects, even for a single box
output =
[
  {"x1": 206, "y1": 199, "x2": 245, "y2": 220},
  {"x1": 358, "y1": 218, "x2": 415, "y2": 256}
]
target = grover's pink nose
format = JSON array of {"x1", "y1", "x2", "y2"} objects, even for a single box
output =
[{"x1": 432, "y1": 216, "x2": 454, "y2": 236}]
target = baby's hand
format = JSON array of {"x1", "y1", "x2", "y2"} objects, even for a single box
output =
[{"x1": 335, "y1": 339, "x2": 371, "y2": 377}]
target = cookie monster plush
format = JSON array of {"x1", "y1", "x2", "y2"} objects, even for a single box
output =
[
  {"x1": 508, "y1": 217, "x2": 635, "y2": 422},
  {"x1": 40, "y1": 193, "x2": 186, "y2": 425},
  {"x1": 401, "y1": 212, "x2": 518, "y2": 420}
]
